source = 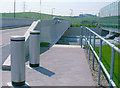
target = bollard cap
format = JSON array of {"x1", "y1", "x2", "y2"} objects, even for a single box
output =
[
  {"x1": 30, "y1": 30, "x2": 40, "y2": 35},
  {"x1": 11, "y1": 36, "x2": 25, "y2": 41}
]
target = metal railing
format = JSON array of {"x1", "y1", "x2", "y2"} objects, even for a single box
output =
[{"x1": 80, "y1": 26, "x2": 120, "y2": 87}]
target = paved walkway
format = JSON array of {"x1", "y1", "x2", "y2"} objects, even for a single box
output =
[{"x1": 2, "y1": 45, "x2": 95, "y2": 86}]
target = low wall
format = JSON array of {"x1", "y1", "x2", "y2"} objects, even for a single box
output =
[
  {"x1": 63, "y1": 27, "x2": 104, "y2": 36},
  {"x1": 25, "y1": 19, "x2": 70, "y2": 57},
  {"x1": 0, "y1": 18, "x2": 36, "y2": 29},
  {"x1": 35, "y1": 19, "x2": 70, "y2": 45}
]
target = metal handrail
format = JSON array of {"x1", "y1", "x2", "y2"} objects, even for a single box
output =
[
  {"x1": 85, "y1": 27, "x2": 120, "y2": 53},
  {"x1": 80, "y1": 26, "x2": 120, "y2": 87}
]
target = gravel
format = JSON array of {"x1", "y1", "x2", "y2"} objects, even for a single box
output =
[{"x1": 84, "y1": 49, "x2": 109, "y2": 87}]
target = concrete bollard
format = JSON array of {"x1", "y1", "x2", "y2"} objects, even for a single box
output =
[
  {"x1": 29, "y1": 30, "x2": 40, "y2": 67},
  {"x1": 11, "y1": 36, "x2": 25, "y2": 86}
]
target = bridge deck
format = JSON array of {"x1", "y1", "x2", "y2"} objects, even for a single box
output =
[{"x1": 2, "y1": 44, "x2": 95, "y2": 86}]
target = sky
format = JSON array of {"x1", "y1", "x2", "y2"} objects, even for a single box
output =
[{"x1": 0, "y1": 0, "x2": 118, "y2": 16}]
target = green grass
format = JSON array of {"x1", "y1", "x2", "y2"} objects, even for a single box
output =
[
  {"x1": 40, "y1": 42, "x2": 50, "y2": 47},
  {"x1": 99, "y1": 16, "x2": 119, "y2": 25},
  {"x1": 71, "y1": 24, "x2": 100, "y2": 28},
  {"x1": 1, "y1": 12, "x2": 99, "y2": 24},
  {"x1": 62, "y1": 17, "x2": 99, "y2": 24},
  {"x1": 95, "y1": 45, "x2": 120, "y2": 88},
  {"x1": 1, "y1": 12, "x2": 54, "y2": 20}
]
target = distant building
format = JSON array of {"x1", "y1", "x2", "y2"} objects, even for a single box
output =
[{"x1": 79, "y1": 14, "x2": 96, "y2": 17}]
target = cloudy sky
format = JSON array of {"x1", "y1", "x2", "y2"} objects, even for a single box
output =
[{"x1": 0, "y1": 0, "x2": 118, "y2": 16}]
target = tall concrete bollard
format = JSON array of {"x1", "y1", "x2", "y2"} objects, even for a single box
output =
[
  {"x1": 11, "y1": 36, "x2": 25, "y2": 86},
  {"x1": 29, "y1": 30, "x2": 40, "y2": 67}
]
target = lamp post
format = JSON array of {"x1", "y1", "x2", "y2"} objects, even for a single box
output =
[
  {"x1": 39, "y1": 0, "x2": 41, "y2": 20},
  {"x1": 52, "y1": 8, "x2": 55, "y2": 17},
  {"x1": 14, "y1": 0, "x2": 16, "y2": 19},
  {"x1": 23, "y1": 1, "x2": 26, "y2": 12},
  {"x1": 69, "y1": 9, "x2": 73, "y2": 17},
  {"x1": 80, "y1": 12, "x2": 83, "y2": 17}
]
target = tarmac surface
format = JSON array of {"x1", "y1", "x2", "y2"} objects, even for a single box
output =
[
  {"x1": 2, "y1": 45, "x2": 95, "y2": 86},
  {"x1": 0, "y1": 26, "x2": 29, "y2": 64}
]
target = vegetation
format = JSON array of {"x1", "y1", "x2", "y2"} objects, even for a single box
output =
[
  {"x1": 62, "y1": 16, "x2": 99, "y2": 24},
  {"x1": 99, "y1": 24, "x2": 119, "y2": 29},
  {"x1": 40, "y1": 42, "x2": 50, "y2": 47},
  {"x1": 95, "y1": 45, "x2": 120, "y2": 88},
  {"x1": 1, "y1": 12, "x2": 53, "y2": 20},
  {"x1": 1, "y1": 12, "x2": 99, "y2": 25},
  {"x1": 99, "y1": 16, "x2": 119, "y2": 25},
  {"x1": 99, "y1": 16, "x2": 119, "y2": 29},
  {"x1": 71, "y1": 24, "x2": 100, "y2": 28}
]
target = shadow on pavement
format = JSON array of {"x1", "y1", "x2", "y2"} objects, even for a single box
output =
[
  {"x1": 40, "y1": 46, "x2": 50, "y2": 54},
  {"x1": 31, "y1": 66, "x2": 55, "y2": 77}
]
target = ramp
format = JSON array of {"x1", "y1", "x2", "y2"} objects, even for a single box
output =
[{"x1": 2, "y1": 45, "x2": 95, "y2": 86}]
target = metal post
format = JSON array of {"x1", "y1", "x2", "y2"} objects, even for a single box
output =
[
  {"x1": 85, "y1": 28, "x2": 86, "y2": 49},
  {"x1": 80, "y1": 27, "x2": 83, "y2": 48},
  {"x1": 11, "y1": 36, "x2": 25, "y2": 86},
  {"x1": 89, "y1": 32, "x2": 91, "y2": 60},
  {"x1": 14, "y1": 0, "x2": 16, "y2": 19},
  {"x1": 86, "y1": 29, "x2": 89, "y2": 53},
  {"x1": 29, "y1": 31, "x2": 40, "y2": 67},
  {"x1": 52, "y1": 8, "x2": 55, "y2": 17},
  {"x1": 92, "y1": 34, "x2": 96, "y2": 70},
  {"x1": 85, "y1": 29, "x2": 87, "y2": 51},
  {"x1": 110, "y1": 48, "x2": 115, "y2": 85},
  {"x1": 98, "y1": 39, "x2": 102, "y2": 85},
  {"x1": 39, "y1": 0, "x2": 41, "y2": 20}
]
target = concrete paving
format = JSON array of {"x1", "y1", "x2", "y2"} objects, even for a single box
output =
[{"x1": 2, "y1": 44, "x2": 95, "y2": 86}]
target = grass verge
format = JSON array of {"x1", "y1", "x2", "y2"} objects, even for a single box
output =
[
  {"x1": 95, "y1": 45, "x2": 120, "y2": 88},
  {"x1": 40, "y1": 42, "x2": 50, "y2": 47}
]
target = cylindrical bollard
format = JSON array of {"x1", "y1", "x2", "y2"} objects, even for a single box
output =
[
  {"x1": 29, "y1": 30, "x2": 40, "y2": 67},
  {"x1": 11, "y1": 36, "x2": 25, "y2": 86}
]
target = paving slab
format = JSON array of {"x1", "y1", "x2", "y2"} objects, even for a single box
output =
[{"x1": 2, "y1": 44, "x2": 95, "y2": 86}]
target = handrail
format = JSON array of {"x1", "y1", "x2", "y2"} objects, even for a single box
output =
[
  {"x1": 87, "y1": 38, "x2": 116, "y2": 87},
  {"x1": 85, "y1": 27, "x2": 120, "y2": 53},
  {"x1": 80, "y1": 26, "x2": 120, "y2": 87}
]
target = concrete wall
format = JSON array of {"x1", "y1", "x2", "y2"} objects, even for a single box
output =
[
  {"x1": 0, "y1": 18, "x2": 36, "y2": 29},
  {"x1": 63, "y1": 27, "x2": 104, "y2": 36},
  {"x1": 58, "y1": 27, "x2": 107, "y2": 43},
  {"x1": 35, "y1": 19, "x2": 70, "y2": 45},
  {"x1": 24, "y1": 19, "x2": 70, "y2": 59}
]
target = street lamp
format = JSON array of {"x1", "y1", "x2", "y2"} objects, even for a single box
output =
[
  {"x1": 69, "y1": 9, "x2": 73, "y2": 17},
  {"x1": 39, "y1": 0, "x2": 41, "y2": 20},
  {"x1": 52, "y1": 8, "x2": 55, "y2": 17},
  {"x1": 14, "y1": 0, "x2": 16, "y2": 19},
  {"x1": 80, "y1": 12, "x2": 83, "y2": 17}
]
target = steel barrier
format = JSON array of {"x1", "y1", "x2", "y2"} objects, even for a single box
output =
[{"x1": 80, "y1": 26, "x2": 120, "y2": 87}]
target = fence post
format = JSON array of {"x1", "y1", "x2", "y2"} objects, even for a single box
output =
[
  {"x1": 86, "y1": 29, "x2": 88, "y2": 53},
  {"x1": 29, "y1": 30, "x2": 40, "y2": 67},
  {"x1": 89, "y1": 32, "x2": 91, "y2": 60},
  {"x1": 110, "y1": 48, "x2": 115, "y2": 86},
  {"x1": 11, "y1": 36, "x2": 25, "y2": 86},
  {"x1": 85, "y1": 27, "x2": 87, "y2": 49},
  {"x1": 87, "y1": 29, "x2": 89, "y2": 53},
  {"x1": 98, "y1": 39, "x2": 102, "y2": 86},
  {"x1": 80, "y1": 27, "x2": 83, "y2": 48},
  {"x1": 92, "y1": 34, "x2": 96, "y2": 70}
]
